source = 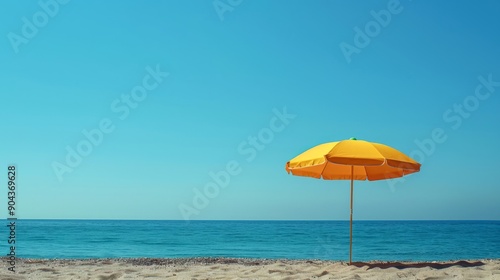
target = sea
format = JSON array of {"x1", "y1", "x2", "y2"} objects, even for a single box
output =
[{"x1": 2, "y1": 220, "x2": 499, "y2": 261}]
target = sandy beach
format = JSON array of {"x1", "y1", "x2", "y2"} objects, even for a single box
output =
[{"x1": 1, "y1": 258, "x2": 499, "y2": 279}]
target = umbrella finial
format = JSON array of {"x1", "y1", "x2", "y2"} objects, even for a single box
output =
[{"x1": 349, "y1": 137, "x2": 357, "y2": 140}]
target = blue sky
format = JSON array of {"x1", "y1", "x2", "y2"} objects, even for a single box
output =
[{"x1": 1, "y1": 0, "x2": 499, "y2": 220}]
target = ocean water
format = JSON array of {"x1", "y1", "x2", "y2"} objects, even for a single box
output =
[{"x1": 2, "y1": 220, "x2": 499, "y2": 261}]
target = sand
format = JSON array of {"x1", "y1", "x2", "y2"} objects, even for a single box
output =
[{"x1": 1, "y1": 258, "x2": 499, "y2": 279}]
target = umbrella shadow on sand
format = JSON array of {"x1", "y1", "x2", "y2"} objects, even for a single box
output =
[{"x1": 351, "y1": 260, "x2": 485, "y2": 270}]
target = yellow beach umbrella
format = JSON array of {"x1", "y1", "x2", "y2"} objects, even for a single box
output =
[{"x1": 285, "y1": 138, "x2": 421, "y2": 264}]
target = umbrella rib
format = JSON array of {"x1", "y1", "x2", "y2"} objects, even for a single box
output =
[{"x1": 318, "y1": 158, "x2": 329, "y2": 179}]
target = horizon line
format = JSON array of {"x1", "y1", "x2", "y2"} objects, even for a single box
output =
[{"x1": 10, "y1": 218, "x2": 500, "y2": 221}]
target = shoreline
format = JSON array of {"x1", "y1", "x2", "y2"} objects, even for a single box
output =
[
  {"x1": 2, "y1": 257, "x2": 499, "y2": 279},
  {"x1": 8, "y1": 256, "x2": 500, "y2": 263},
  {"x1": 7, "y1": 256, "x2": 500, "y2": 262}
]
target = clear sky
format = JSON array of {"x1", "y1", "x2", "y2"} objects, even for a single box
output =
[{"x1": 1, "y1": 0, "x2": 499, "y2": 220}]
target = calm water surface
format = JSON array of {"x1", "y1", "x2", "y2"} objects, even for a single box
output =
[{"x1": 2, "y1": 220, "x2": 499, "y2": 261}]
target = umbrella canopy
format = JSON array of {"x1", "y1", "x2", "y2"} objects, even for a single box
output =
[{"x1": 285, "y1": 138, "x2": 421, "y2": 264}]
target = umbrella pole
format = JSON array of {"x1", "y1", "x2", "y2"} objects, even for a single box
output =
[{"x1": 349, "y1": 165, "x2": 353, "y2": 265}]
